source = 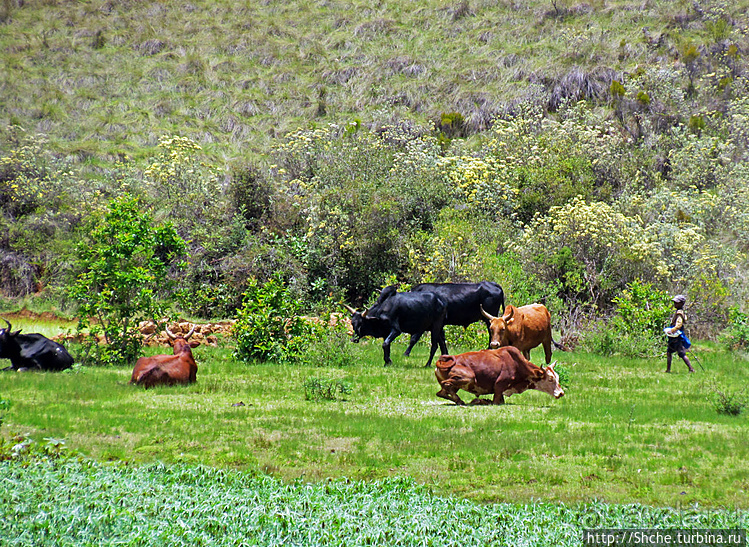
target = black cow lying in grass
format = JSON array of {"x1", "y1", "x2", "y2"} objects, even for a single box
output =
[{"x1": 0, "y1": 319, "x2": 74, "y2": 372}]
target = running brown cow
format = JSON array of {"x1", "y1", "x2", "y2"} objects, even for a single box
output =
[
  {"x1": 130, "y1": 324, "x2": 199, "y2": 388},
  {"x1": 435, "y1": 346, "x2": 564, "y2": 406},
  {"x1": 480, "y1": 303, "x2": 562, "y2": 364}
]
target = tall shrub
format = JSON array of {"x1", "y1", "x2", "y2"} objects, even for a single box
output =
[
  {"x1": 69, "y1": 196, "x2": 185, "y2": 366},
  {"x1": 508, "y1": 197, "x2": 668, "y2": 310}
]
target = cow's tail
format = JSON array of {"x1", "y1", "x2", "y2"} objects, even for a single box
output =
[{"x1": 552, "y1": 337, "x2": 568, "y2": 351}]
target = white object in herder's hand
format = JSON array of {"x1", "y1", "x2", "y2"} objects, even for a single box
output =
[{"x1": 664, "y1": 327, "x2": 682, "y2": 338}]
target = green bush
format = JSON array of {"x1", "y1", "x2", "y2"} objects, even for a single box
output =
[
  {"x1": 554, "y1": 363, "x2": 571, "y2": 389},
  {"x1": 443, "y1": 323, "x2": 489, "y2": 352},
  {"x1": 719, "y1": 308, "x2": 749, "y2": 351},
  {"x1": 581, "y1": 327, "x2": 665, "y2": 359},
  {"x1": 610, "y1": 280, "x2": 672, "y2": 336},
  {"x1": 580, "y1": 281, "x2": 672, "y2": 358},
  {"x1": 707, "y1": 382, "x2": 748, "y2": 416},
  {"x1": 233, "y1": 277, "x2": 320, "y2": 364},
  {"x1": 303, "y1": 377, "x2": 352, "y2": 402}
]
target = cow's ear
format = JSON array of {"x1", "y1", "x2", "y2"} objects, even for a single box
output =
[
  {"x1": 503, "y1": 306, "x2": 515, "y2": 322},
  {"x1": 189, "y1": 341, "x2": 201, "y2": 348}
]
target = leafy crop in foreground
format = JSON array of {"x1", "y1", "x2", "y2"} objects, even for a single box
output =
[{"x1": 1, "y1": 459, "x2": 746, "y2": 547}]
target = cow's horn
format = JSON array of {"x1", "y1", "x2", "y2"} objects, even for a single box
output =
[
  {"x1": 361, "y1": 307, "x2": 369, "y2": 319},
  {"x1": 480, "y1": 305, "x2": 496, "y2": 321},
  {"x1": 2, "y1": 318, "x2": 9, "y2": 331},
  {"x1": 165, "y1": 324, "x2": 177, "y2": 340},
  {"x1": 548, "y1": 360, "x2": 557, "y2": 370},
  {"x1": 185, "y1": 324, "x2": 196, "y2": 339},
  {"x1": 342, "y1": 303, "x2": 357, "y2": 314}
]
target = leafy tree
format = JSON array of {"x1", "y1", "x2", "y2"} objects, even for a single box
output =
[{"x1": 69, "y1": 195, "x2": 185, "y2": 366}]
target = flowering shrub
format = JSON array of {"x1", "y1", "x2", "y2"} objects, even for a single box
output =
[
  {"x1": 143, "y1": 135, "x2": 221, "y2": 233},
  {"x1": 508, "y1": 196, "x2": 668, "y2": 308},
  {"x1": 0, "y1": 126, "x2": 87, "y2": 296},
  {"x1": 434, "y1": 155, "x2": 515, "y2": 217},
  {"x1": 406, "y1": 210, "x2": 496, "y2": 283}
]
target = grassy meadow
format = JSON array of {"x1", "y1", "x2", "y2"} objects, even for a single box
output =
[{"x1": 2, "y1": 315, "x2": 748, "y2": 510}]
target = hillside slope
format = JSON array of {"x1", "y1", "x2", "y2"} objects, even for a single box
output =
[{"x1": 1, "y1": 0, "x2": 747, "y2": 164}]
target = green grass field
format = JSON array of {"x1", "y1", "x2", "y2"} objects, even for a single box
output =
[{"x1": 2, "y1": 315, "x2": 747, "y2": 509}]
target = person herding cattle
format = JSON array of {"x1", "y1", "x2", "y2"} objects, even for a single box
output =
[
  {"x1": 435, "y1": 346, "x2": 564, "y2": 406},
  {"x1": 664, "y1": 294, "x2": 694, "y2": 373}
]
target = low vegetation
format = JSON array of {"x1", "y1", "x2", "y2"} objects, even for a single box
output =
[{"x1": 2, "y1": 459, "x2": 746, "y2": 546}]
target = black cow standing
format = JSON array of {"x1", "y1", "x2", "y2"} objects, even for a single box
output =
[
  {"x1": 344, "y1": 288, "x2": 448, "y2": 367},
  {"x1": 411, "y1": 281, "x2": 505, "y2": 346},
  {"x1": 0, "y1": 319, "x2": 74, "y2": 372}
]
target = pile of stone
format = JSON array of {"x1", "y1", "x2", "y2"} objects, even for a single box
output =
[
  {"x1": 52, "y1": 320, "x2": 235, "y2": 348},
  {"x1": 138, "y1": 320, "x2": 235, "y2": 347}
]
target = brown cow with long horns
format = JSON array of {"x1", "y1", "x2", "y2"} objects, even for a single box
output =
[
  {"x1": 480, "y1": 303, "x2": 563, "y2": 364},
  {"x1": 130, "y1": 324, "x2": 199, "y2": 388}
]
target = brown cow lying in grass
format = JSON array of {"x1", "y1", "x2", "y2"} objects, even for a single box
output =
[
  {"x1": 130, "y1": 325, "x2": 199, "y2": 389},
  {"x1": 435, "y1": 346, "x2": 564, "y2": 406}
]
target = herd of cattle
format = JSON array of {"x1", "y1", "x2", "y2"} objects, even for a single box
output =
[
  {"x1": 0, "y1": 282, "x2": 565, "y2": 405},
  {"x1": 343, "y1": 282, "x2": 565, "y2": 405}
]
